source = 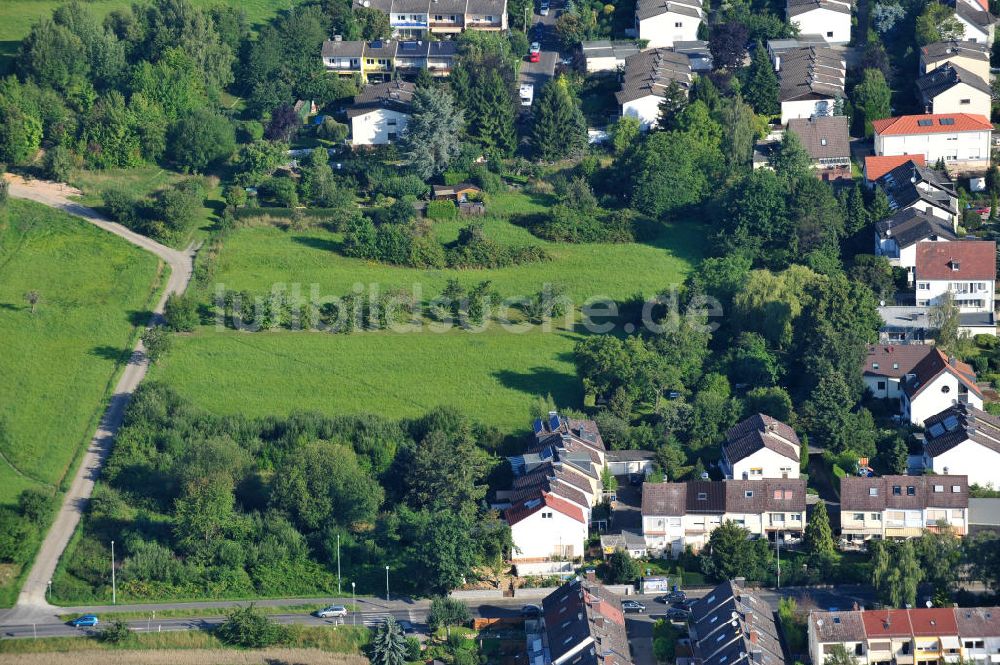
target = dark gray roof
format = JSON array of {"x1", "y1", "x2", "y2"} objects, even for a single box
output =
[
  {"x1": 606, "y1": 449, "x2": 656, "y2": 462},
  {"x1": 641, "y1": 482, "x2": 687, "y2": 515},
  {"x1": 955, "y1": 1, "x2": 995, "y2": 29},
  {"x1": 364, "y1": 39, "x2": 398, "y2": 58},
  {"x1": 581, "y1": 40, "x2": 642, "y2": 60},
  {"x1": 923, "y1": 402, "x2": 1000, "y2": 457},
  {"x1": 960, "y1": 311, "x2": 996, "y2": 327},
  {"x1": 428, "y1": 41, "x2": 458, "y2": 57},
  {"x1": 690, "y1": 581, "x2": 786, "y2": 665},
  {"x1": 786, "y1": 0, "x2": 851, "y2": 17},
  {"x1": 542, "y1": 579, "x2": 632, "y2": 665},
  {"x1": 786, "y1": 115, "x2": 850, "y2": 160},
  {"x1": 616, "y1": 48, "x2": 692, "y2": 104},
  {"x1": 840, "y1": 475, "x2": 969, "y2": 512},
  {"x1": 635, "y1": 0, "x2": 702, "y2": 21},
  {"x1": 921, "y1": 40, "x2": 990, "y2": 64},
  {"x1": 347, "y1": 80, "x2": 415, "y2": 117},
  {"x1": 875, "y1": 208, "x2": 958, "y2": 248},
  {"x1": 916, "y1": 62, "x2": 992, "y2": 102},
  {"x1": 428, "y1": 0, "x2": 469, "y2": 13},
  {"x1": 465, "y1": 0, "x2": 506, "y2": 14},
  {"x1": 808, "y1": 610, "x2": 867, "y2": 643},
  {"x1": 877, "y1": 161, "x2": 957, "y2": 216},
  {"x1": 322, "y1": 38, "x2": 366, "y2": 58},
  {"x1": 778, "y1": 47, "x2": 845, "y2": 102},
  {"x1": 723, "y1": 414, "x2": 801, "y2": 465}
]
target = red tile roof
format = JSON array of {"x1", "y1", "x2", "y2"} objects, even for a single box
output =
[
  {"x1": 872, "y1": 113, "x2": 992, "y2": 136},
  {"x1": 903, "y1": 348, "x2": 981, "y2": 401},
  {"x1": 865, "y1": 154, "x2": 926, "y2": 181},
  {"x1": 505, "y1": 491, "x2": 585, "y2": 526},
  {"x1": 915, "y1": 240, "x2": 996, "y2": 280},
  {"x1": 908, "y1": 608, "x2": 959, "y2": 636},
  {"x1": 862, "y1": 610, "x2": 914, "y2": 638}
]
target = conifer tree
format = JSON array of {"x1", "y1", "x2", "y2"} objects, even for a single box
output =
[
  {"x1": 744, "y1": 41, "x2": 779, "y2": 115},
  {"x1": 471, "y1": 69, "x2": 516, "y2": 157},
  {"x1": 529, "y1": 77, "x2": 587, "y2": 161}
]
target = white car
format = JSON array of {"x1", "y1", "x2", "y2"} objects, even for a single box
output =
[
  {"x1": 314, "y1": 605, "x2": 349, "y2": 618},
  {"x1": 519, "y1": 84, "x2": 534, "y2": 107}
]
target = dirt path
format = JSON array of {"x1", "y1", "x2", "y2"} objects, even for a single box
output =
[{"x1": 1, "y1": 175, "x2": 196, "y2": 622}]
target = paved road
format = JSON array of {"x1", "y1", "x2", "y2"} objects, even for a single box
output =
[{"x1": 1, "y1": 174, "x2": 196, "y2": 624}]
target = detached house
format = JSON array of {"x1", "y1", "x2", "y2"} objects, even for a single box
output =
[
  {"x1": 864, "y1": 154, "x2": 926, "y2": 186},
  {"x1": 634, "y1": 0, "x2": 704, "y2": 48},
  {"x1": 840, "y1": 475, "x2": 969, "y2": 544},
  {"x1": 914, "y1": 240, "x2": 996, "y2": 312},
  {"x1": 347, "y1": 80, "x2": 415, "y2": 145},
  {"x1": 506, "y1": 493, "x2": 588, "y2": 562},
  {"x1": 875, "y1": 159, "x2": 958, "y2": 226},
  {"x1": 874, "y1": 207, "x2": 957, "y2": 272},
  {"x1": 808, "y1": 606, "x2": 1000, "y2": 665},
  {"x1": 921, "y1": 403, "x2": 1000, "y2": 489},
  {"x1": 537, "y1": 577, "x2": 633, "y2": 665},
  {"x1": 689, "y1": 581, "x2": 787, "y2": 665},
  {"x1": 916, "y1": 62, "x2": 992, "y2": 118},
  {"x1": 721, "y1": 414, "x2": 801, "y2": 480},
  {"x1": 872, "y1": 113, "x2": 993, "y2": 172},
  {"x1": 900, "y1": 347, "x2": 984, "y2": 425},
  {"x1": 616, "y1": 48, "x2": 692, "y2": 129},
  {"x1": 920, "y1": 40, "x2": 991, "y2": 82},
  {"x1": 776, "y1": 47, "x2": 846, "y2": 124},
  {"x1": 786, "y1": 115, "x2": 851, "y2": 180},
  {"x1": 953, "y1": 0, "x2": 996, "y2": 44},
  {"x1": 861, "y1": 344, "x2": 935, "y2": 400},
  {"x1": 641, "y1": 479, "x2": 806, "y2": 556},
  {"x1": 786, "y1": 0, "x2": 852, "y2": 44}
]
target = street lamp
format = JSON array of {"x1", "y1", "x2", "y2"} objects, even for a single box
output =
[
  {"x1": 111, "y1": 540, "x2": 117, "y2": 605},
  {"x1": 47, "y1": 580, "x2": 51, "y2": 601},
  {"x1": 337, "y1": 533, "x2": 342, "y2": 595},
  {"x1": 385, "y1": 565, "x2": 390, "y2": 602},
  {"x1": 352, "y1": 582, "x2": 357, "y2": 626}
]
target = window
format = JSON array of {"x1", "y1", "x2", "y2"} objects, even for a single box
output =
[
  {"x1": 826, "y1": 30, "x2": 833, "y2": 37},
  {"x1": 873, "y1": 362, "x2": 880, "y2": 370},
  {"x1": 918, "y1": 119, "x2": 934, "y2": 126},
  {"x1": 485, "y1": 14, "x2": 494, "y2": 20},
  {"x1": 952, "y1": 509, "x2": 963, "y2": 519},
  {"x1": 907, "y1": 486, "x2": 916, "y2": 496},
  {"x1": 939, "y1": 117, "x2": 956, "y2": 125},
  {"x1": 854, "y1": 513, "x2": 865, "y2": 520},
  {"x1": 870, "y1": 488, "x2": 879, "y2": 496},
  {"x1": 697, "y1": 492, "x2": 707, "y2": 501},
  {"x1": 893, "y1": 363, "x2": 899, "y2": 370},
  {"x1": 675, "y1": 21, "x2": 683, "y2": 27},
  {"x1": 877, "y1": 381, "x2": 886, "y2": 390},
  {"x1": 387, "y1": 118, "x2": 397, "y2": 126},
  {"x1": 934, "y1": 485, "x2": 944, "y2": 493},
  {"x1": 961, "y1": 99, "x2": 971, "y2": 105},
  {"x1": 745, "y1": 490, "x2": 754, "y2": 498},
  {"x1": 366, "y1": 58, "x2": 374, "y2": 65},
  {"x1": 952, "y1": 485, "x2": 962, "y2": 492},
  {"x1": 774, "y1": 489, "x2": 783, "y2": 499},
  {"x1": 871, "y1": 513, "x2": 881, "y2": 521},
  {"x1": 892, "y1": 485, "x2": 902, "y2": 495},
  {"x1": 856, "y1": 645, "x2": 864, "y2": 656},
  {"x1": 791, "y1": 514, "x2": 802, "y2": 521},
  {"x1": 918, "y1": 282, "x2": 929, "y2": 289}
]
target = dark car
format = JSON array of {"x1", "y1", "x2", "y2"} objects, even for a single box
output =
[
  {"x1": 666, "y1": 607, "x2": 691, "y2": 621},
  {"x1": 665, "y1": 590, "x2": 687, "y2": 604},
  {"x1": 621, "y1": 600, "x2": 646, "y2": 613},
  {"x1": 672, "y1": 600, "x2": 693, "y2": 612},
  {"x1": 398, "y1": 620, "x2": 418, "y2": 634},
  {"x1": 521, "y1": 604, "x2": 542, "y2": 618},
  {"x1": 68, "y1": 614, "x2": 99, "y2": 627}
]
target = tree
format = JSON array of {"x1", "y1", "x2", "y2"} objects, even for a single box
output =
[
  {"x1": 709, "y1": 22, "x2": 750, "y2": 69},
  {"x1": 397, "y1": 426, "x2": 489, "y2": 515},
  {"x1": 718, "y1": 93, "x2": 758, "y2": 178},
  {"x1": 24, "y1": 291, "x2": 40, "y2": 315},
  {"x1": 217, "y1": 604, "x2": 290, "y2": 648},
  {"x1": 825, "y1": 645, "x2": 861, "y2": 665},
  {"x1": 606, "y1": 549, "x2": 641, "y2": 584},
  {"x1": 743, "y1": 386, "x2": 793, "y2": 422},
  {"x1": 657, "y1": 80, "x2": 689, "y2": 131},
  {"x1": 428, "y1": 597, "x2": 471, "y2": 637},
  {"x1": 173, "y1": 473, "x2": 237, "y2": 559},
  {"x1": 850, "y1": 255, "x2": 894, "y2": 302},
  {"x1": 852, "y1": 69, "x2": 892, "y2": 138},
  {"x1": 401, "y1": 86, "x2": 465, "y2": 178},
  {"x1": 803, "y1": 501, "x2": 835, "y2": 558},
  {"x1": 610, "y1": 116, "x2": 640, "y2": 155},
  {"x1": 356, "y1": 6, "x2": 392, "y2": 40},
  {"x1": 469, "y1": 68, "x2": 517, "y2": 156},
  {"x1": 770, "y1": 130, "x2": 812, "y2": 182},
  {"x1": 871, "y1": 1, "x2": 905, "y2": 34},
  {"x1": 914, "y1": 527, "x2": 961, "y2": 594},
  {"x1": 530, "y1": 77, "x2": 587, "y2": 161},
  {"x1": 44, "y1": 144, "x2": 74, "y2": 182},
  {"x1": 744, "y1": 41, "x2": 779, "y2": 115},
  {"x1": 871, "y1": 539, "x2": 923, "y2": 607},
  {"x1": 624, "y1": 130, "x2": 719, "y2": 217},
  {"x1": 300, "y1": 149, "x2": 352, "y2": 208},
  {"x1": 370, "y1": 616, "x2": 408, "y2": 665},
  {"x1": 930, "y1": 292, "x2": 961, "y2": 353},
  {"x1": 168, "y1": 108, "x2": 236, "y2": 172},
  {"x1": 701, "y1": 520, "x2": 771, "y2": 582},
  {"x1": 0, "y1": 103, "x2": 43, "y2": 165},
  {"x1": 0, "y1": 179, "x2": 7, "y2": 208},
  {"x1": 16, "y1": 20, "x2": 89, "y2": 92},
  {"x1": 164, "y1": 293, "x2": 199, "y2": 331},
  {"x1": 266, "y1": 104, "x2": 301, "y2": 142},
  {"x1": 141, "y1": 326, "x2": 172, "y2": 362},
  {"x1": 915, "y1": 3, "x2": 964, "y2": 45}
]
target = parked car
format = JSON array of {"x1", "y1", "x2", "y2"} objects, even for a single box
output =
[
  {"x1": 529, "y1": 42, "x2": 541, "y2": 62},
  {"x1": 540, "y1": 0, "x2": 550, "y2": 15},
  {"x1": 519, "y1": 84, "x2": 534, "y2": 107},
  {"x1": 398, "y1": 620, "x2": 418, "y2": 633},
  {"x1": 314, "y1": 605, "x2": 349, "y2": 618},
  {"x1": 666, "y1": 607, "x2": 691, "y2": 621},
  {"x1": 621, "y1": 600, "x2": 646, "y2": 613},
  {"x1": 672, "y1": 600, "x2": 692, "y2": 612},
  {"x1": 68, "y1": 615, "x2": 99, "y2": 627},
  {"x1": 521, "y1": 604, "x2": 542, "y2": 617},
  {"x1": 666, "y1": 589, "x2": 687, "y2": 604}
]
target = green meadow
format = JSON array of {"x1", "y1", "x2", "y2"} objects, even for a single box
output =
[{"x1": 0, "y1": 199, "x2": 162, "y2": 503}]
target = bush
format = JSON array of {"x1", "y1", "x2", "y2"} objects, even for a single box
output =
[
  {"x1": 521, "y1": 205, "x2": 637, "y2": 243},
  {"x1": 975, "y1": 334, "x2": 1000, "y2": 349},
  {"x1": 426, "y1": 200, "x2": 457, "y2": 220},
  {"x1": 317, "y1": 117, "x2": 349, "y2": 142},
  {"x1": 155, "y1": 180, "x2": 204, "y2": 234},
  {"x1": 17, "y1": 488, "x2": 53, "y2": 522},
  {"x1": 259, "y1": 177, "x2": 299, "y2": 207},
  {"x1": 377, "y1": 174, "x2": 429, "y2": 199},
  {"x1": 103, "y1": 189, "x2": 140, "y2": 227},
  {"x1": 0, "y1": 178, "x2": 8, "y2": 207},
  {"x1": 217, "y1": 605, "x2": 290, "y2": 648},
  {"x1": 225, "y1": 185, "x2": 248, "y2": 208},
  {"x1": 472, "y1": 168, "x2": 503, "y2": 195},
  {"x1": 164, "y1": 293, "x2": 200, "y2": 332},
  {"x1": 443, "y1": 171, "x2": 470, "y2": 186},
  {"x1": 98, "y1": 619, "x2": 132, "y2": 643}
]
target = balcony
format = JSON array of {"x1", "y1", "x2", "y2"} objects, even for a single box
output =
[
  {"x1": 429, "y1": 21, "x2": 463, "y2": 29},
  {"x1": 392, "y1": 19, "x2": 428, "y2": 27}
]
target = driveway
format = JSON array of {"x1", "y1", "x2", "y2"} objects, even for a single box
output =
[
  {"x1": 626, "y1": 616, "x2": 656, "y2": 665},
  {"x1": 611, "y1": 476, "x2": 642, "y2": 533},
  {"x1": 1, "y1": 175, "x2": 196, "y2": 623}
]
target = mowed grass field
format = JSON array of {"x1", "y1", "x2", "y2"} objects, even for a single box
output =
[
  {"x1": 0, "y1": 199, "x2": 162, "y2": 504},
  {"x1": 153, "y1": 196, "x2": 703, "y2": 431},
  {"x1": 0, "y1": 0, "x2": 306, "y2": 75}
]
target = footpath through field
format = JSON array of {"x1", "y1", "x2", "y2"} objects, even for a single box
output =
[{"x1": 0, "y1": 174, "x2": 196, "y2": 624}]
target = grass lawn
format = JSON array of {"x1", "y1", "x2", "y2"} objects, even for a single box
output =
[
  {"x1": 154, "y1": 193, "x2": 703, "y2": 432},
  {"x1": 0, "y1": 199, "x2": 162, "y2": 499},
  {"x1": 0, "y1": 0, "x2": 307, "y2": 76},
  {"x1": 69, "y1": 167, "x2": 225, "y2": 248}
]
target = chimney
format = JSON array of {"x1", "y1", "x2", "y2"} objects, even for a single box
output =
[
  {"x1": 586, "y1": 569, "x2": 597, "y2": 583},
  {"x1": 774, "y1": 55, "x2": 781, "y2": 72},
  {"x1": 335, "y1": 34, "x2": 343, "y2": 41}
]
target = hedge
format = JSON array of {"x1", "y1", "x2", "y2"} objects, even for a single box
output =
[
  {"x1": 231, "y1": 207, "x2": 347, "y2": 219},
  {"x1": 426, "y1": 200, "x2": 457, "y2": 220}
]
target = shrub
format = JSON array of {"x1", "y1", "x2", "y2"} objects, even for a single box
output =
[
  {"x1": 154, "y1": 180, "x2": 204, "y2": 234},
  {"x1": 426, "y1": 200, "x2": 457, "y2": 220},
  {"x1": 317, "y1": 117, "x2": 349, "y2": 142},
  {"x1": 522, "y1": 205, "x2": 636, "y2": 243},
  {"x1": 98, "y1": 620, "x2": 132, "y2": 643},
  {"x1": 225, "y1": 185, "x2": 248, "y2": 208},
  {"x1": 259, "y1": 177, "x2": 299, "y2": 207},
  {"x1": 472, "y1": 168, "x2": 503, "y2": 195},
  {"x1": 377, "y1": 174, "x2": 429, "y2": 199},
  {"x1": 0, "y1": 178, "x2": 8, "y2": 207},
  {"x1": 217, "y1": 605, "x2": 290, "y2": 648},
  {"x1": 103, "y1": 188, "x2": 140, "y2": 227},
  {"x1": 975, "y1": 334, "x2": 1000, "y2": 349},
  {"x1": 164, "y1": 293, "x2": 200, "y2": 332},
  {"x1": 17, "y1": 488, "x2": 53, "y2": 522}
]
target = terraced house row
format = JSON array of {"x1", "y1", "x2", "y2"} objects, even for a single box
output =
[
  {"x1": 322, "y1": 37, "x2": 458, "y2": 82},
  {"x1": 354, "y1": 0, "x2": 507, "y2": 37},
  {"x1": 808, "y1": 606, "x2": 1000, "y2": 665}
]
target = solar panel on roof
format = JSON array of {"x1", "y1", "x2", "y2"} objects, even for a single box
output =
[
  {"x1": 917, "y1": 119, "x2": 933, "y2": 126},
  {"x1": 533, "y1": 419, "x2": 543, "y2": 434},
  {"x1": 549, "y1": 414, "x2": 561, "y2": 430},
  {"x1": 940, "y1": 118, "x2": 955, "y2": 125}
]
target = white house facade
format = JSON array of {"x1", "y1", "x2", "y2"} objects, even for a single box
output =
[
  {"x1": 899, "y1": 348, "x2": 984, "y2": 426},
  {"x1": 914, "y1": 240, "x2": 996, "y2": 312},
  {"x1": 616, "y1": 48, "x2": 692, "y2": 130},
  {"x1": 874, "y1": 208, "x2": 957, "y2": 271},
  {"x1": 840, "y1": 475, "x2": 969, "y2": 543},
  {"x1": 721, "y1": 414, "x2": 801, "y2": 480},
  {"x1": 922, "y1": 403, "x2": 1000, "y2": 489},
  {"x1": 916, "y1": 62, "x2": 992, "y2": 118},
  {"x1": 786, "y1": 0, "x2": 852, "y2": 43},
  {"x1": 873, "y1": 114, "x2": 993, "y2": 171},
  {"x1": 776, "y1": 46, "x2": 846, "y2": 124},
  {"x1": 861, "y1": 344, "x2": 935, "y2": 400},
  {"x1": 507, "y1": 493, "x2": 588, "y2": 562},
  {"x1": 635, "y1": 0, "x2": 704, "y2": 48}
]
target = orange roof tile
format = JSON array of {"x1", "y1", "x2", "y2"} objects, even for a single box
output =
[
  {"x1": 872, "y1": 113, "x2": 992, "y2": 136},
  {"x1": 865, "y1": 154, "x2": 926, "y2": 181},
  {"x1": 505, "y1": 491, "x2": 585, "y2": 526}
]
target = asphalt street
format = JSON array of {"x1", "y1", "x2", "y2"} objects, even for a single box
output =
[{"x1": 0, "y1": 586, "x2": 879, "y2": 640}]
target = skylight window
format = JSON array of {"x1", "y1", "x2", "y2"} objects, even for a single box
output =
[
  {"x1": 917, "y1": 119, "x2": 934, "y2": 126},
  {"x1": 939, "y1": 118, "x2": 955, "y2": 125}
]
